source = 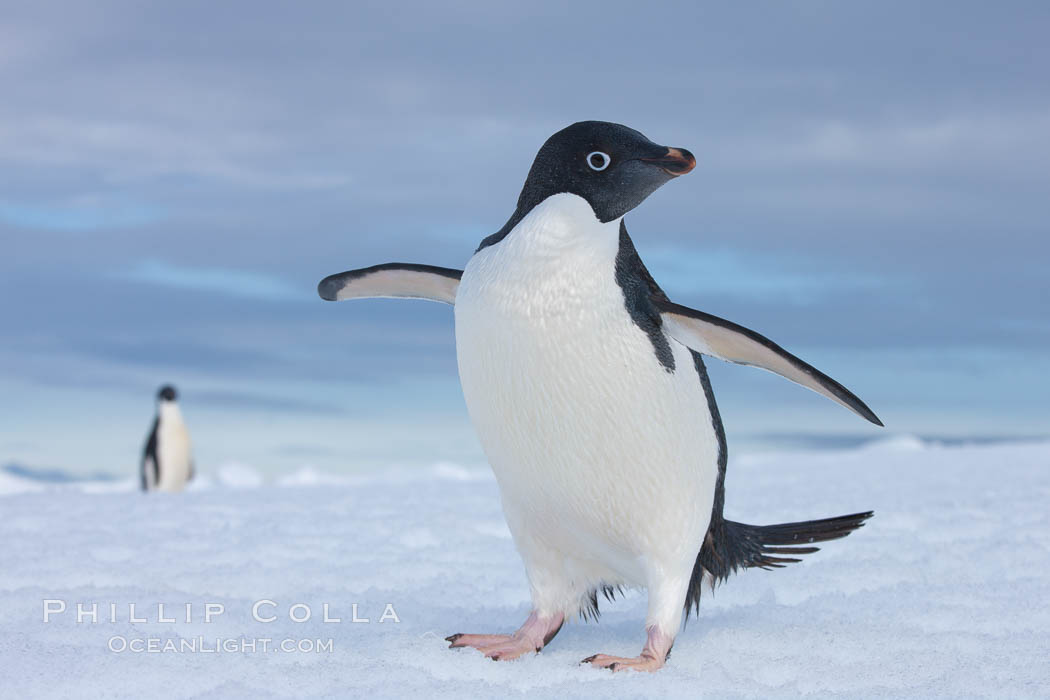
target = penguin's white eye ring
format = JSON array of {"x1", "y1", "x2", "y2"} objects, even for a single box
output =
[{"x1": 586, "y1": 151, "x2": 611, "y2": 171}]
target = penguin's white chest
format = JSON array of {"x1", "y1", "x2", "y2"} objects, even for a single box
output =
[
  {"x1": 156, "y1": 405, "x2": 192, "y2": 492},
  {"x1": 454, "y1": 194, "x2": 719, "y2": 584}
]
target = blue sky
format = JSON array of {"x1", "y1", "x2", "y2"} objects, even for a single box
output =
[{"x1": 1, "y1": 2, "x2": 1047, "y2": 475}]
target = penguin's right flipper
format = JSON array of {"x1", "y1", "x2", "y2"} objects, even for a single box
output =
[
  {"x1": 318, "y1": 263, "x2": 462, "y2": 305},
  {"x1": 141, "y1": 455, "x2": 155, "y2": 492},
  {"x1": 141, "y1": 417, "x2": 159, "y2": 492},
  {"x1": 655, "y1": 299, "x2": 882, "y2": 426}
]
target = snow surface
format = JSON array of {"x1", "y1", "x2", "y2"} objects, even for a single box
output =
[{"x1": 2, "y1": 439, "x2": 1049, "y2": 698}]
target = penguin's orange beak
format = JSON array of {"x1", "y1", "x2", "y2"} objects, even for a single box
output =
[{"x1": 641, "y1": 147, "x2": 696, "y2": 176}]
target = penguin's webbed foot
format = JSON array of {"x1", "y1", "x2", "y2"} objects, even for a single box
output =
[
  {"x1": 445, "y1": 610, "x2": 564, "y2": 661},
  {"x1": 446, "y1": 633, "x2": 535, "y2": 661},
  {"x1": 580, "y1": 625, "x2": 672, "y2": 673},
  {"x1": 580, "y1": 651, "x2": 666, "y2": 672}
]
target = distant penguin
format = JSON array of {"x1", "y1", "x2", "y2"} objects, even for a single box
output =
[
  {"x1": 318, "y1": 121, "x2": 881, "y2": 671},
  {"x1": 141, "y1": 385, "x2": 194, "y2": 493}
]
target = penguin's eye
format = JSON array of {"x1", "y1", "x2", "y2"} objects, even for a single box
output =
[{"x1": 586, "y1": 151, "x2": 611, "y2": 171}]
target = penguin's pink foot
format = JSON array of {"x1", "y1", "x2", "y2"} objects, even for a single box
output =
[
  {"x1": 581, "y1": 652, "x2": 666, "y2": 672},
  {"x1": 446, "y1": 611, "x2": 564, "y2": 661},
  {"x1": 446, "y1": 633, "x2": 538, "y2": 661},
  {"x1": 581, "y1": 626, "x2": 672, "y2": 673},
  {"x1": 445, "y1": 633, "x2": 514, "y2": 649}
]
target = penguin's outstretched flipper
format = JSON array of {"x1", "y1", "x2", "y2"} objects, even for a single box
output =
[
  {"x1": 318, "y1": 263, "x2": 462, "y2": 305},
  {"x1": 656, "y1": 299, "x2": 882, "y2": 426}
]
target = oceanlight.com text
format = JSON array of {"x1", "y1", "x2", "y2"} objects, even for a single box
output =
[{"x1": 108, "y1": 636, "x2": 335, "y2": 654}]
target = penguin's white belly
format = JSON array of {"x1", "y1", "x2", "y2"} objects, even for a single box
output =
[
  {"x1": 454, "y1": 195, "x2": 719, "y2": 588},
  {"x1": 156, "y1": 419, "x2": 192, "y2": 492}
]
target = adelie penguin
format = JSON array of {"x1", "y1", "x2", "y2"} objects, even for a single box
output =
[
  {"x1": 318, "y1": 121, "x2": 882, "y2": 671},
  {"x1": 141, "y1": 385, "x2": 195, "y2": 493}
]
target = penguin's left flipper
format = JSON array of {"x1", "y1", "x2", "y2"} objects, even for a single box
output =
[
  {"x1": 318, "y1": 263, "x2": 462, "y2": 305},
  {"x1": 656, "y1": 299, "x2": 883, "y2": 426}
]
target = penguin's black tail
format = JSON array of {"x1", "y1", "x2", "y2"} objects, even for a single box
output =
[{"x1": 685, "y1": 511, "x2": 873, "y2": 616}]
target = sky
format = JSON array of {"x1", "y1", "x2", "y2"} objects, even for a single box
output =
[{"x1": 1, "y1": 1, "x2": 1048, "y2": 476}]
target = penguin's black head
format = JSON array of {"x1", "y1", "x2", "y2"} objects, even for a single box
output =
[
  {"x1": 516, "y1": 121, "x2": 695, "y2": 223},
  {"x1": 157, "y1": 385, "x2": 178, "y2": 402}
]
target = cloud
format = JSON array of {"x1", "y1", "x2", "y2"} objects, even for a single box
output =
[
  {"x1": 0, "y1": 199, "x2": 162, "y2": 232},
  {"x1": 121, "y1": 259, "x2": 305, "y2": 302},
  {"x1": 0, "y1": 115, "x2": 355, "y2": 190},
  {"x1": 192, "y1": 389, "x2": 345, "y2": 415},
  {"x1": 699, "y1": 109, "x2": 1050, "y2": 178},
  {"x1": 645, "y1": 246, "x2": 890, "y2": 304},
  {"x1": 788, "y1": 112, "x2": 1050, "y2": 171}
]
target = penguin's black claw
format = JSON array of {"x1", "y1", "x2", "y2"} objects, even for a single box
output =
[
  {"x1": 445, "y1": 634, "x2": 462, "y2": 646},
  {"x1": 580, "y1": 654, "x2": 598, "y2": 664}
]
